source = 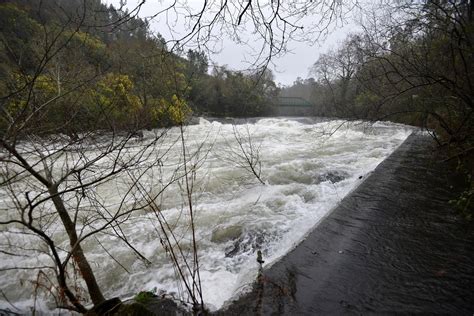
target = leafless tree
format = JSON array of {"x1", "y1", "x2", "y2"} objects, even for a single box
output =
[
  {"x1": 0, "y1": 1, "x2": 205, "y2": 313},
  {"x1": 142, "y1": 0, "x2": 359, "y2": 73},
  {"x1": 219, "y1": 124, "x2": 265, "y2": 185},
  {"x1": 355, "y1": 1, "x2": 473, "y2": 146}
]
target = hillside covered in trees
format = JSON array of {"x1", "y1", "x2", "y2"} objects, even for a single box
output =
[{"x1": 0, "y1": 0, "x2": 279, "y2": 140}]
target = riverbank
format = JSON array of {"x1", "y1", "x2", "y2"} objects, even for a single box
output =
[{"x1": 218, "y1": 132, "x2": 474, "y2": 314}]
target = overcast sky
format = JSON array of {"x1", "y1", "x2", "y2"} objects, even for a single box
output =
[{"x1": 105, "y1": 0, "x2": 361, "y2": 86}]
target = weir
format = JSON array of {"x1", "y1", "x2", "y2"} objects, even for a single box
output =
[
  {"x1": 3, "y1": 121, "x2": 472, "y2": 314},
  {"x1": 219, "y1": 133, "x2": 474, "y2": 314},
  {"x1": 0, "y1": 118, "x2": 411, "y2": 313}
]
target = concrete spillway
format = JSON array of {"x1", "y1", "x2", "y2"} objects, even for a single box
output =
[{"x1": 219, "y1": 133, "x2": 474, "y2": 315}]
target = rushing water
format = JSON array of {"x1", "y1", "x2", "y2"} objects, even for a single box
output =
[{"x1": 0, "y1": 118, "x2": 412, "y2": 312}]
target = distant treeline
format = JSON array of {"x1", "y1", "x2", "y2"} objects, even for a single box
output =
[
  {"x1": 280, "y1": 1, "x2": 473, "y2": 216},
  {"x1": 281, "y1": 1, "x2": 473, "y2": 150},
  {"x1": 0, "y1": 0, "x2": 279, "y2": 139}
]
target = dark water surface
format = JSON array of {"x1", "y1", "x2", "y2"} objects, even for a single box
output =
[{"x1": 219, "y1": 133, "x2": 474, "y2": 315}]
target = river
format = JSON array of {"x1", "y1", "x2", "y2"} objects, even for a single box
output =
[{"x1": 0, "y1": 117, "x2": 412, "y2": 312}]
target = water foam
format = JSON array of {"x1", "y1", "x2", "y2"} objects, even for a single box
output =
[{"x1": 0, "y1": 118, "x2": 412, "y2": 312}]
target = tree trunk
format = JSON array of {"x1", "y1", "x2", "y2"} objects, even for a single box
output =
[{"x1": 49, "y1": 186, "x2": 105, "y2": 306}]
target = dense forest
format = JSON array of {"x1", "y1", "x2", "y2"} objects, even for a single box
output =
[{"x1": 0, "y1": 0, "x2": 278, "y2": 139}]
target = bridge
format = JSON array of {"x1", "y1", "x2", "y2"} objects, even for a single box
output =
[{"x1": 275, "y1": 97, "x2": 314, "y2": 116}]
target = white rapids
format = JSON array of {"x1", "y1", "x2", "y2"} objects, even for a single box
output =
[{"x1": 0, "y1": 117, "x2": 412, "y2": 313}]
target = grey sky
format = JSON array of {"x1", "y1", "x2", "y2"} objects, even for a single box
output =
[
  {"x1": 209, "y1": 23, "x2": 357, "y2": 86},
  {"x1": 106, "y1": 0, "x2": 361, "y2": 86}
]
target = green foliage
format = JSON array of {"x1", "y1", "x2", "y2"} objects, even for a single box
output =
[
  {"x1": 95, "y1": 74, "x2": 141, "y2": 110},
  {"x1": 66, "y1": 31, "x2": 106, "y2": 51},
  {"x1": 152, "y1": 95, "x2": 192, "y2": 126},
  {"x1": 186, "y1": 49, "x2": 208, "y2": 77},
  {"x1": 0, "y1": 3, "x2": 42, "y2": 73},
  {"x1": 0, "y1": 0, "x2": 279, "y2": 138},
  {"x1": 134, "y1": 288, "x2": 157, "y2": 304},
  {"x1": 62, "y1": 30, "x2": 109, "y2": 67},
  {"x1": 0, "y1": 3, "x2": 40, "y2": 43},
  {"x1": 190, "y1": 66, "x2": 278, "y2": 117},
  {"x1": 91, "y1": 73, "x2": 142, "y2": 129},
  {"x1": 0, "y1": 73, "x2": 58, "y2": 135}
]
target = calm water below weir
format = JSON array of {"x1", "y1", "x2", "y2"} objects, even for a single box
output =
[{"x1": 0, "y1": 118, "x2": 412, "y2": 312}]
